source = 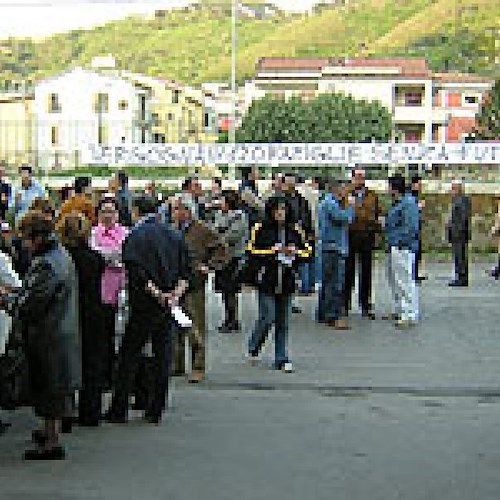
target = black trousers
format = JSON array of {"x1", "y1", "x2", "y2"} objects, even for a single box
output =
[
  {"x1": 414, "y1": 238, "x2": 422, "y2": 279},
  {"x1": 109, "y1": 310, "x2": 172, "y2": 419},
  {"x1": 452, "y1": 240, "x2": 469, "y2": 284},
  {"x1": 344, "y1": 238, "x2": 374, "y2": 314}
]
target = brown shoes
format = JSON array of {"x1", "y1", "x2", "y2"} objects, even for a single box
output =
[
  {"x1": 188, "y1": 370, "x2": 205, "y2": 383},
  {"x1": 327, "y1": 319, "x2": 351, "y2": 330}
]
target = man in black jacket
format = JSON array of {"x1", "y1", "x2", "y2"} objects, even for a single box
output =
[
  {"x1": 106, "y1": 196, "x2": 190, "y2": 424},
  {"x1": 447, "y1": 179, "x2": 471, "y2": 287}
]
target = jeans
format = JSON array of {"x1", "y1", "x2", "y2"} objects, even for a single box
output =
[
  {"x1": 318, "y1": 250, "x2": 346, "y2": 322},
  {"x1": 299, "y1": 259, "x2": 316, "y2": 294},
  {"x1": 387, "y1": 247, "x2": 419, "y2": 322},
  {"x1": 248, "y1": 292, "x2": 292, "y2": 367}
]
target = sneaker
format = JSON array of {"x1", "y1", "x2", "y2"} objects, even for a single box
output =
[
  {"x1": 395, "y1": 318, "x2": 417, "y2": 329},
  {"x1": 23, "y1": 446, "x2": 66, "y2": 461},
  {"x1": 281, "y1": 362, "x2": 294, "y2": 373}
]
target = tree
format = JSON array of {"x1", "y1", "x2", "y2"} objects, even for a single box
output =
[
  {"x1": 471, "y1": 79, "x2": 500, "y2": 141},
  {"x1": 237, "y1": 92, "x2": 392, "y2": 143}
]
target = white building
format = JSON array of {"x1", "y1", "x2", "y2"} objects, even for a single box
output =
[{"x1": 34, "y1": 66, "x2": 151, "y2": 170}]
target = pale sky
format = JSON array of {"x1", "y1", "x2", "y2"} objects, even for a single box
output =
[{"x1": 0, "y1": 0, "x2": 319, "y2": 39}]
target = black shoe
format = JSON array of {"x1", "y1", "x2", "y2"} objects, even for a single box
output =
[
  {"x1": 0, "y1": 421, "x2": 11, "y2": 435},
  {"x1": 416, "y1": 276, "x2": 427, "y2": 283},
  {"x1": 144, "y1": 414, "x2": 161, "y2": 425},
  {"x1": 361, "y1": 309, "x2": 376, "y2": 320},
  {"x1": 292, "y1": 305, "x2": 302, "y2": 314},
  {"x1": 448, "y1": 280, "x2": 468, "y2": 287},
  {"x1": 218, "y1": 321, "x2": 240, "y2": 333},
  {"x1": 61, "y1": 417, "x2": 74, "y2": 434},
  {"x1": 103, "y1": 411, "x2": 127, "y2": 424},
  {"x1": 24, "y1": 446, "x2": 66, "y2": 461},
  {"x1": 78, "y1": 418, "x2": 100, "y2": 427},
  {"x1": 32, "y1": 429, "x2": 48, "y2": 446}
]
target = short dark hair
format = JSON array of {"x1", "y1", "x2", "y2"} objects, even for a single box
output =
[
  {"x1": 74, "y1": 176, "x2": 90, "y2": 194},
  {"x1": 240, "y1": 166, "x2": 252, "y2": 181},
  {"x1": 389, "y1": 175, "x2": 407, "y2": 194},
  {"x1": 133, "y1": 195, "x2": 157, "y2": 217},
  {"x1": 182, "y1": 176, "x2": 196, "y2": 191},
  {"x1": 213, "y1": 178, "x2": 222, "y2": 188},
  {"x1": 117, "y1": 171, "x2": 128, "y2": 187},
  {"x1": 411, "y1": 175, "x2": 422, "y2": 185},
  {"x1": 19, "y1": 164, "x2": 32, "y2": 175},
  {"x1": 97, "y1": 196, "x2": 119, "y2": 213},
  {"x1": 221, "y1": 189, "x2": 240, "y2": 211}
]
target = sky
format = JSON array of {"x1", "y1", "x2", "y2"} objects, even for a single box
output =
[{"x1": 0, "y1": 0, "x2": 319, "y2": 39}]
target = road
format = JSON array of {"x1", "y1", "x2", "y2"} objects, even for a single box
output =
[{"x1": 0, "y1": 260, "x2": 499, "y2": 500}]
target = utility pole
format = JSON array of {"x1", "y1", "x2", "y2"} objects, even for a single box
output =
[{"x1": 229, "y1": 0, "x2": 238, "y2": 181}]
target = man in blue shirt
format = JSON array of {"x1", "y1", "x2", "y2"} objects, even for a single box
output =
[
  {"x1": 385, "y1": 175, "x2": 420, "y2": 328},
  {"x1": 9, "y1": 165, "x2": 46, "y2": 225},
  {"x1": 317, "y1": 178, "x2": 355, "y2": 330}
]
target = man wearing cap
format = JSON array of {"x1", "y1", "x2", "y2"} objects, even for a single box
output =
[
  {"x1": 446, "y1": 179, "x2": 471, "y2": 287},
  {"x1": 344, "y1": 168, "x2": 382, "y2": 319},
  {"x1": 9, "y1": 165, "x2": 46, "y2": 224}
]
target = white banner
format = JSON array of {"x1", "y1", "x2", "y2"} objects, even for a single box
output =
[{"x1": 81, "y1": 142, "x2": 500, "y2": 166}]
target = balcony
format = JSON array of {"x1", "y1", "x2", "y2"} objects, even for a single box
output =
[{"x1": 393, "y1": 105, "x2": 429, "y2": 124}]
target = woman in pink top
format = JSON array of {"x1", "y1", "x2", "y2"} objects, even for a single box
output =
[{"x1": 90, "y1": 197, "x2": 128, "y2": 385}]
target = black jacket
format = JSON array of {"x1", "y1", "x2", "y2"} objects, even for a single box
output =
[
  {"x1": 247, "y1": 221, "x2": 312, "y2": 295},
  {"x1": 449, "y1": 194, "x2": 471, "y2": 243}
]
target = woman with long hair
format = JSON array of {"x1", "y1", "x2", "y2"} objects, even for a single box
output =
[{"x1": 246, "y1": 197, "x2": 312, "y2": 373}]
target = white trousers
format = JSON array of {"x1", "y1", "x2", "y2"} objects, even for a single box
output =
[{"x1": 387, "y1": 247, "x2": 419, "y2": 322}]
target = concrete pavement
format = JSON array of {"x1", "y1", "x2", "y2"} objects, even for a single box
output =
[{"x1": 1, "y1": 260, "x2": 500, "y2": 500}]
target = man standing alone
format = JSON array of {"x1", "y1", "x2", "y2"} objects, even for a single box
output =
[{"x1": 447, "y1": 179, "x2": 471, "y2": 287}]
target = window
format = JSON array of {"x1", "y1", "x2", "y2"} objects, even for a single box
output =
[
  {"x1": 50, "y1": 126, "x2": 58, "y2": 146},
  {"x1": 118, "y1": 99, "x2": 128, "y2": 110},
  {"x1": 151, "y1": 113, "x2": 160, "y2": 126},
  {"x1": 204, "y1": 112, "x2": 210, "y2": 128},
  {"x1": 404, "y1": 92, "x2": 423, "y2": 106},
  {"x1": 167, "y1": 112, "x2": 174, "y2": 121},
  {"x1": 94, "y1": 93, "x2": 109, "y2": 113},
  {"x1": 97, "y1": 124, "x2": 108, "y2": 145},
  {"x1": 48, "y1": 93, "x2": 61, "y2": 113},
  {"x1": 172, "y1": 90, "x2": 180, "y2": 104},
  {"x1": 464, "y1": 94, "x2": 480, "y2": 105}
]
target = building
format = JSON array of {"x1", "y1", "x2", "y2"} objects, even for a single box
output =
[
  {"x1": 251, "y1": 57, "x2": 494, "y2": 144},
  {"x1": 0, "y1": 88, "x2": 34, "y2": 169},
  {"x1": 34, "y1": 66, "x2": 151, "y2": 170}
]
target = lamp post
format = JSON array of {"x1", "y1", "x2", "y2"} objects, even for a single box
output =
[{"x1": 228, "y1": 0, "x2": 238, "y2": 181}]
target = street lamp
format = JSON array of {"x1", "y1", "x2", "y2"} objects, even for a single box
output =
[{"x1": 228, "y1": 0, "x2": 238, "y2": 181}]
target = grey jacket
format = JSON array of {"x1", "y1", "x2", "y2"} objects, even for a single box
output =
[
  {"x1": 211, "y1": 210, "x2": 249, "y2": 260},
  {"x1": 7, "y1": 239, "x2": 81, "y2": 395},
  {"x1": 449, "y1": 194, "x2": 471, "y2": 243}
]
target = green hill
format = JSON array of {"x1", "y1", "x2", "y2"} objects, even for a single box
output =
[{"x1": 0, "y1": 0, "x2": 497, "y2": 88}]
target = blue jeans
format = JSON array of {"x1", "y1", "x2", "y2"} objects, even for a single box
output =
[
  {"x1": 299, "y1": 259, "x2": 316, "y2": 294},
  {"x1": 248, "y1": 292, "x2": 292, "y2": 367},
  {"x1": 318, "y1": 251, "x2": 346, "y2": 322}
]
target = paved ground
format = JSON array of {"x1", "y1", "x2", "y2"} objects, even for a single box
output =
[{"x1": 1, "y1": 260, "x2": 500, "y2": 500}]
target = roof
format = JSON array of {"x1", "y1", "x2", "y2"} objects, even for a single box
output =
[
  {"x1": 257, "y1": 56, "x2": 431, "y2": 77},
  {"x1": 433, "y1": 72, "x2": 494, "y2": 84},
  {"x1": 257, "y1": 57, "x2": 332, "y2": 72}
]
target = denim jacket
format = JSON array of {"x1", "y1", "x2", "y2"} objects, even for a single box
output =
[
  {"x1": 318, "y1": 193, "x2": 354, "y2": 256},
  {"x1": 385, "y1": 193, "x2": 420, "y2": 253}
]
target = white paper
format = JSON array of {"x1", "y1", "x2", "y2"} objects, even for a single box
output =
[{"x1": 171, "y1": 306, "x2": 192, "y2": 328}]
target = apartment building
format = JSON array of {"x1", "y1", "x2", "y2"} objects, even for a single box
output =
[
  {"x1": 34, "y1": 65, "x2": 150, "y2": 170},
  {"x1": 251, "y1": 56, "x2": 494, "y2": 144},
  {"x1": 0, "y1": 89, "x2": 34, "y2": 168}
]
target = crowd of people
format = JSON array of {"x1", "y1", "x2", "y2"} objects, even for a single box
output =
[{"x1": 0, "y1": 163, "x2": 474, "y2": 460}]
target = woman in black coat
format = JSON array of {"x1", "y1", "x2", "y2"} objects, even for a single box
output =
[
  {"x1": 56, "y1": 212, "x2": 108, "y2": 427},
  {"x1": 246, "y1": 196, "x2": 312, "y2": 373},
  {"x1": 0, "y1": 210, "x2": 81, "y2": 460}
]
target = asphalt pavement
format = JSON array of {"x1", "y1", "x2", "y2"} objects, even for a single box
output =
[{"x1": 1, "y1": 260, "x2": 499, "y2": 500}]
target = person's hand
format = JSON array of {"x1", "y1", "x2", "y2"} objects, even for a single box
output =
[
  {"x1": 198, "y1": 264, "x2": 210, "y2": 274},
  {"x1": 418, "y1": 200, "x2": 425, "y2": 210},
  {"x1": 271, "y1": 244, "x2": 283, "y2": 253},
  {"x1": 163, "y1": 291, "x2": 180, "y2": 308},
  {"x1": 282, "y1": 245, "x2": 296, "y2": 256}
]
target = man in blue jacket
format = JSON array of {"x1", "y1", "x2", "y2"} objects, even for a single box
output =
[
  {"x1": 385, "y1": 175, "x2": 420, "y2": 328},
  {"x1": 318, "y1": 178, "x2": 355, "y2": 330}
]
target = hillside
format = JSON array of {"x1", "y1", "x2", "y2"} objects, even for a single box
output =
[{"x1": 0, "y1": 0, "x2": 497, "y2": 89}]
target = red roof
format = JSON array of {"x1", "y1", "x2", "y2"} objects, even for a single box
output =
[
  {"x1": 433, "y1": 72, "x2": 493, "y2": 84},
  {"x1": 257, "y1": 56, "x2": 431, "y2": 77},
  {"x1": 257, "y1": 57, "x2": 332, "y2": 72}
]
